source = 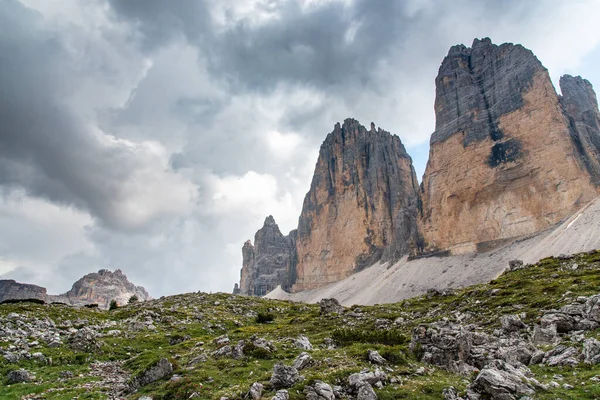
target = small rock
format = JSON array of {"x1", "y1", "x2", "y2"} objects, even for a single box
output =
[
  {"x1": 562, "y1": 383, "x2": 574, "y2": 390},
  {"x1": 213, "y1": 334, "x2": 230, "y2": 347},
  {"x1": 59, "y1": 370, "x2": 74, "y2": 379},
  {"x1": 356, "y1": 383, "x2": 378, "y2": 400},
  {"x1": 271, "y1": 389, "x2": 289, "y2": 400},
  {"x1": 532, "y1": 324, "x2": 557, "y2": 345},
  {"x1": 442, "y1": 387, "x2": 461, "y2": 400},
  {"x1": 367, "y1": 350, "x2": 386, "y2": 365},
  {"x1": 415, "y1": 367, "x2": 426, "y2": 375},
  {"x1": 293, "y1": 352, "x2": 313, "y2": 370},
  {"x1": 130, "y1": 358, "x2": 173, "y2": 390},
  {"x1": 294, "y1": 335, "x2": 313, "y2": 350},
  {"x1": 270, "y1": 363, "x2": 301, "y2": 389},
  {"x1": 375, "y1": 319, "x2": 391, "y2": 330},
  {"x1": 7, "y1": 369, "x2": 32, "y2": 384},
  {"x1": 249, "y1": 382, "x2": 263, "y2": 400},
  {"x1": 509, "y1": 260, "x2": 524, "y2": 271},
  {"x1": 319, "y1": 298, "x2": 344, "y2": 315},
  {"x1": 314, "y1": 381, "x2": 335, "y2": 400},
  {"x1": 500, "y1": 314, "x2": 526, "y2": 332},
  {"x1": 543, "y1": 346, "x2": 580, "y2": 367},
  {"x1": 583, "y1": 338, "x2": 600, "y2": 364}
]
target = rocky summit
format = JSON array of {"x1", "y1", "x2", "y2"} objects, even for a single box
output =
[
  {"x1": 237, "y1": 216, "x2": 297, "y2": 296},
  {"x1": 1, "y1": 252, "x2": 600, "y2": 399},
  {"x1": 0, "y1": 269, "x2": 150, "y2": 310},
  {"x1": 236, "y1": 37, "x2": 600, "y2": 296},
  {"x1": 419, "y1": 38, "x2": 599, "y2": 255},
  {"x1": 293, "y1": 119, "x2": 419, "y2": 291},
  {"x1": 236, "y1": 119, "x2": 419, "y2": 295}
]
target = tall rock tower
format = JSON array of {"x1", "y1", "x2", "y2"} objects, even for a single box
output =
[
  {"x1": 237, "y1": 216, "x2": 297, "y2": 296},
  {"x1": 419, "y1": 38, "x2": 599, "y2": 254},
  {"x1": 292, "y1": 119, "x2": 419, "y2": 291},
  {"x1": 560, "y1": 75, "x2": 600, "y2": 184}
]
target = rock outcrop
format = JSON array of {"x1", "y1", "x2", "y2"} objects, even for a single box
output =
[
  {"x1": 0, "y1": 280, "x2": 48, "y2": 303},
  {"x1": 419, "y1": 38, "x2": 599, "y2": 254},
  {"x1": 0, "y1": 269, "x2": 150, "y2": 309},
  {"x1": 293, "y1": 119, "x2": 419, "y2": 291},
  {"x1": 237, "y1": 216, "x2": 297, "y2": 296}
]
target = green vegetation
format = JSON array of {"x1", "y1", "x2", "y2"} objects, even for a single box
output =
[
  {"x1": 109, "y1": 299, "x2": 119, "y2": 310},
  {"x1": 255, "y1": 311, "x2": 275, "y2": 324},
  {"x1": 0, "y1": 251, "x2": 599, "y2": 399}
]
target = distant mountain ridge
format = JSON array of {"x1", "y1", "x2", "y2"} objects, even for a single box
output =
[{"x1": 0, "y1": 269, "x2": 150, "y2": 309}]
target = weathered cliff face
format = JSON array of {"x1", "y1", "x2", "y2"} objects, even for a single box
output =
[
  {"x1": 560, "y1": 75, "x2": 600, "y2": 184},
  {"x1": 419, "y1": 38, "x2": 599, "y2": 254},
  {"x1": 237, "y1": 216, "x2": 297, "y2": 296},
  {"x1": 56, "y1": 269, "x2": 151, "y2": 308},
  {"x1": 292, "y1": 119, "x2": 419, "y2": 291},
  {"x1": 0, "y1": 280, "x2": 48, "y2": 303}
]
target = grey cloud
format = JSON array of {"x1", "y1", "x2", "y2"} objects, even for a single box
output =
[
  {"x1": 1, "y1": 0, "x2": 599, "y2": 297},
  {"x1": 0, "y1": 0, "x2": 192, "y2": 231}
]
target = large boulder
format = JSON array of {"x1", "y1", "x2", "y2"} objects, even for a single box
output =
[
  {"x1": 319, "y1": 298, "x2": 344, "y2": 315},
  {"x1": 348, "y1": 369, "x2": 387, "y2": 391},
  {"x1": 130, "y1": 358, "x2": 173, "y2": 390},
  {"x1": 500, "y1": 315, "x2": 526, "y2": 333},
  {"x1": 292, "y1": 352, "x2": 313, "y2": 370},
  {"x1": 356, "y1": 383, "x2": 378, "y2": 400},
  {"x1": 270, "y1": 363, "x2": 301, "y2": 389},
  {"x1": 470, "y1": 361, "x2": 537, "y2": 400},
  {"x1": 7, "y1": 369, "x2": 32, "y2": 384},
  {"x1": 249, "y1": 382, "x2": 263, "y2": 400},
  {"x1": 410, "y1": 321, "x2": 473, "y2": 372},
  {"x1": 542, "y1": 346, "x2": 580, "y2": 367},
  {"x1": 271, "y1": 390, "x2": 289, "y2": 400},
  {"x1": 583, "y1": 338, "x2": 600, "y2": 364},
  {"x1": 294, "y1": 335, "x2": 313, "y2": 351}
]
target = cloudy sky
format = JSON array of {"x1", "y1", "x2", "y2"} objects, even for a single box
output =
[{"x1": 1, "y1": 0, "x2": 600, "y2": 297}]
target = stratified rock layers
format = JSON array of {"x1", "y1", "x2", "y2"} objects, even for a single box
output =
[
  {"x1": 292, "y1": 119, "x2": 419, "y2": 291},
  {"x1": 238, "y1": 216, "x2": 297, "y2": 296},
  {"x1": 419, "y1": 38, "x2": 599, "y2": 254}
]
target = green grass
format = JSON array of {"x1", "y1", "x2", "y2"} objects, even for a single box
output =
[{"x1": 1, "y1": 251, "x2": 599, "y2": 399}]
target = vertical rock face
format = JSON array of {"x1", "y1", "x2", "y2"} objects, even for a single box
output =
[
  {"x1": 237, "y1": 216, "x2": 297, "y2": 296},
  {"x1": 292, "y1": 119, "x2": 419, "y2": 291},
  {"x1": 420, "y1": 38, "x2": 599, "y2": 254},
  {"x1": 0, "y1": 280, "x2": 48, "y2": 303},
  {"x1": 560, "y1": 75, "x2": 600, "y2": 184}
]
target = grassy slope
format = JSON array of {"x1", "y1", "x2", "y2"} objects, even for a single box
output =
[{"x1": 1, "y1": 251, "x2": 600, "y2": 399}]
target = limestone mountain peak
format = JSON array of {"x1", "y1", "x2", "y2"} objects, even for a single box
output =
[
  {"x1": 235, "y1": 38, "x2": 600, "y2": 297},
  {"x1": 0, "y1": 269, "x2": 150, "y2": 309}
]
